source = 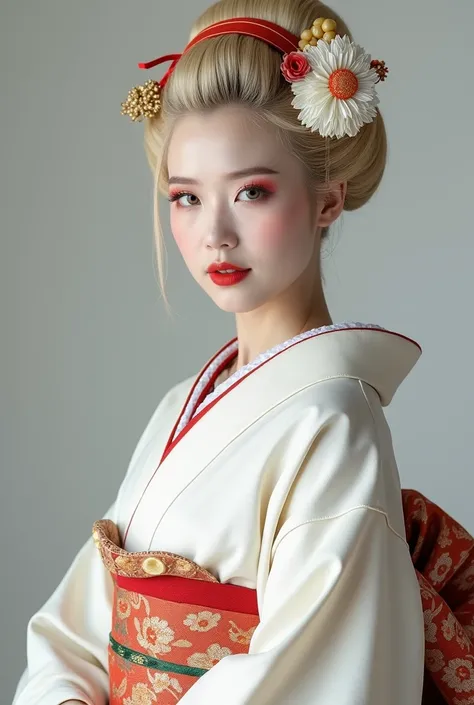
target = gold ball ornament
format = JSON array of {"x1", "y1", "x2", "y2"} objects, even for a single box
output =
[
  {"x1": 322, "y1": 18, "x2": 337, "y2": 32},
  {"x1": 298, "y1": 16, "x2": 339, "y2": 50},
  {"x1": 120, "y1": 80, "x2": 161, "y2": 122},
  {"x1": 312, "y1": 25, "x2": 324, "y2": 39}
]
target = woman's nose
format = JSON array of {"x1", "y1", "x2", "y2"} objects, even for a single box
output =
[{"x1": 205, "y1": 207, "x2": 239, "y2": 250}]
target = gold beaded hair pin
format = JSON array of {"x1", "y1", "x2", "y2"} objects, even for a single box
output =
[{"x1": 121, "y1": 52, "x2": 181, "y2": 122}]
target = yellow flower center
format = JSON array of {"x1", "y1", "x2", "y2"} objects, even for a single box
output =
[{"x1": 328, "y1": 69, "x2": 358, "y2": 100}]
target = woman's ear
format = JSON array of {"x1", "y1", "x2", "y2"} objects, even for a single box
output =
[{"x1": 317, "y1": 181, "x2": 347, "y2": 227}]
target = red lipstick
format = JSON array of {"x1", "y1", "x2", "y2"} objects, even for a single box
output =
[{"x1": 207, "y1": 261, "x2": 251, "y2": 287}]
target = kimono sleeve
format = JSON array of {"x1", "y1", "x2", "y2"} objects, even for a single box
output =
[
  {"x1": 179, "y1": 511, "x2": 425, "y2": 704},
  {"x1": 11, "y1": 385, "x2": 186, "y2": 705},
  {"x1": 12, "y1": 379, "x2": 195, "y2": 705}
]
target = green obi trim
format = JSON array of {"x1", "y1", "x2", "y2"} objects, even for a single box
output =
[{"x1": 109, "y1": 634, "x2": 208, "y2": 678}]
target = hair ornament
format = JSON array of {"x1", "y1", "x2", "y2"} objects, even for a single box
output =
[
  {"x1": 120, "y1": 80, "x2": 161, "y2": 122},
  {"x1": 281, "y1": 17, "x2": 388, "y2": 139},
  {"x1": 121, "y1": 16, "x2": 388, "y2": 140}
]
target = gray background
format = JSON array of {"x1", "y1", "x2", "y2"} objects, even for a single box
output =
[{"x1": 2, "y1": 0, "x2": 473, "y2": 701}]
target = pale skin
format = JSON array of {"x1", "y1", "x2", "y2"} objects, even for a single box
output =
[
  {"x1": 167, "y1": 103, "x2": 346, "y2": 377},
  {"x1": 59, "y1": 107, "x2": 345, "y2": 705}
]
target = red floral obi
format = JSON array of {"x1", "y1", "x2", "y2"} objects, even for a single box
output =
[
  {"x1": 93, "y1": 520, "x2": 259, "y2": 704},
  {"x1": 93, "y1": 490, "x2": 474, "y2": 705},
  {"x1": 402, "y1": 491, "x2": 474, "y2": 705}
]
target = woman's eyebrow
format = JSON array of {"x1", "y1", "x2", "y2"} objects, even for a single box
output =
[{"x1": 168, "y1": 166, "x2": 279, "y2": 186}]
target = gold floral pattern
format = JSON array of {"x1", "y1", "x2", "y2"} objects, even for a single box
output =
[
  {"x1": 439, "y1": 518, "x2": 454, "y2": 548},
  {"x1": 442, "y1": 658, "x2": 474, "y2": 693},
  {"x1": 117, "y1": 595, "x2": 132, "y2": 620},
  {"x1": 187, "y1": 643, "x2": 232, "y2": 669},
  {"x1": 229, "y1": 620, "x2": 257, "y2": 646},
  {"x1": 454, "y1": 565, "x2": 474, "y2": 593},
  {"x1": 148, "y1": 672, "x2": 183, "y2": 699},
  {"x1": 112, "y1": 675, "x2": 128, "y2": 699},
  {"x1": 102, "y1": 548, "x2": 259, "y2": 703},
  {"x1": 453, "y1": 525, "x2": 473, "y2": 541},
  {"x1": 426, "y1": 649, "x2": 446, "y2": 673},
  {"x1": 424, "y1": 601, "x2": 443, "y2": 643},
  {"x1": 452, "y1": 696, "x2": 474, "y2": 705},
  {"x1": 430, "y1": 554, "x2": 454, "y2": 585},
  {"x1": 412, "y1": 496, "x2": 428, "y2": 524},
  {"x1": 174, "y1": 559, "x2": 195, "y2": 575},
  {"x1": 442, "y1": 613, "x2": 470, "y2": 650},
  {"x1": 421, "y1": 587, "x2": 436, "y2": 602},
  {"x1": 124, "y1": 682, "x2": 157, "y2": 705},
  {"x1": 454, "y1": 550, "x2": 472, "y2": 573},
  {"x1": 92, "y1": 519, "x2": 218, "y2": 582},
  {"x1": 183, "y1": 611, "x2": 221, "y2": 632},
  {"x1": 403, "y1": 489, "x2": 474, "y2": 704},
  {"x1": 135, "y1": 617, "x2": 175, "y2": 656}
]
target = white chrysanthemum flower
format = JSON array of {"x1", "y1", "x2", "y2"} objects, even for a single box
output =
[{"x1": 290, "y1": 35, "x2": 380, "y2": 139}]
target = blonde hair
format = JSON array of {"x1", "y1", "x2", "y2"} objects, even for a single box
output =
[{"x1": 143, "y1": 0, "x2": 387, "y2": 297}]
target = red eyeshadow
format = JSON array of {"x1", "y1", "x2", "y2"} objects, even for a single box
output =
[
  {"x1": 246, "y1": 179, "x2": 277, "y2": 193},
  {"x1": 169, "y1": 188, "x2": 186, "y2": 199}
]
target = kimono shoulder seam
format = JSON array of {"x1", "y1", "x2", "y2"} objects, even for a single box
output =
[{"x1": 272, "y1": 505, "x2": 408, "y2": 555}]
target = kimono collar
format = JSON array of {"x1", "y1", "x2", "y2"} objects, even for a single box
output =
[
  {"x1": 301, "y1": 325, "x2": 422, "y2": 406},
  {"x1": 204, "y1": 324, "x2": 422, "y2": 409}
]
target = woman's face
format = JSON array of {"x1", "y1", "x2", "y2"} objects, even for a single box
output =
[{"x1": 167, "y1": 104, "x2": 327, "y2": 313}]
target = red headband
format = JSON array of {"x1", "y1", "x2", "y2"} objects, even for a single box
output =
[{"x1": 138, "y1": 17, "x2": 300, "y2": 89}]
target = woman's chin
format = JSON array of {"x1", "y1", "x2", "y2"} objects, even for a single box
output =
[{"x1": 207, "y1": 289, "x2": 268, "y2": 314}]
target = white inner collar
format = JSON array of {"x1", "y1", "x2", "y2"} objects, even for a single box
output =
[{"x1": 173, "y1": 321, "x2": 385, "y2": 440}]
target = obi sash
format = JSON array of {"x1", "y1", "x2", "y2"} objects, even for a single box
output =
[
  {"x1": 93, "y1": 489, "x2": 474, "y2": 705},
  {"x1": 93, "y1": 520, "x2": 259, "y2": 704},
  {"x1": 402, "y1": 490, "x2": 474, "y2": 705}
]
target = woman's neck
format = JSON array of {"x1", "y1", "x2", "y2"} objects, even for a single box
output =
[{"x1": 232, "y1": 300, "x2": 332, "y2": 372}]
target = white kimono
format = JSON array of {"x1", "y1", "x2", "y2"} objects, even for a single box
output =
[{"x1": 13, "y1": 323, "x2": 425, "y2": 705}]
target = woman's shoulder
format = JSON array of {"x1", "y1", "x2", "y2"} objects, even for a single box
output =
[
  {"x1": 273, "y1": 375, "x2": 406, "y2": 534},
  {"x1": 285, "y1": 373, "x2": 384, "y2": 435}
]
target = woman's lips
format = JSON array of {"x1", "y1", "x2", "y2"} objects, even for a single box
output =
[
  {"x1": 208, "y1": 269, "x2": 251, "y2": 287},
  {"x1": 207, "y1": 261, "x2": 251, "y2": 287}
]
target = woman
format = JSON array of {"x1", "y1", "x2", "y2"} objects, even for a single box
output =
[{"x1": 13, "y1": 1, "x2": 427, "y2": 703}]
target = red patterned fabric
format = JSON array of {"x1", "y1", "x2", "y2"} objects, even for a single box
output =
[
  {"x1": 98, "y1": 491, "x2": 474, "y2": 704},
  {"x1": 402, "y1": 490, "x2": 474, "y2": 705},
  {"x1": 108, "y1": 582, "x2": 258, "y2": 704}
]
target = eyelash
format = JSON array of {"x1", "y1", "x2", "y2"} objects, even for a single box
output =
[{"x1": 167, "y1": 182, "x2": 273, "y2": 207}]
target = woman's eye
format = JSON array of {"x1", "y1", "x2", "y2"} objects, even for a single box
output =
[
  {"x1": 177, "y1": 194, "x2": 200, "y2": 207},
  {"x1": 238, "y1": 187, "x2": 265, "y2": 202}
]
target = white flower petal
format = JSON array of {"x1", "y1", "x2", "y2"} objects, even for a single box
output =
[
  {"x1": 337, "y1": 101, "x2": 351, "y2": 121},
  {"x1": 340, "y1": 46, "x2": 355, "y2": 69},
  {"x1": 288, "y1": 35, "x2": 381, "y2": 138},
  {"x1": 306, "y1": 49, "x2": 332, "y2": 76},
  {"x1": 357, "y1": 75, "x2": 377, "y2": 91},
  {"x1": 306, "y1": 69, "x2": 328, "y2": 85}
]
